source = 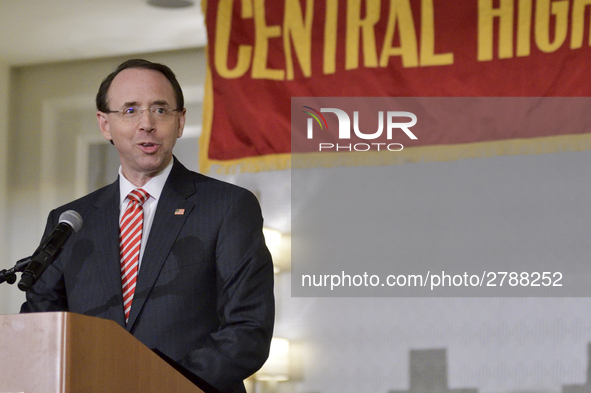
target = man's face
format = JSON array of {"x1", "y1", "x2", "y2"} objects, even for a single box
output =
[{"x1": 96, "y1": 68, "x2": 186, "y2": 186}]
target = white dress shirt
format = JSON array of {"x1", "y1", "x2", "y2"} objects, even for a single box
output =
[{"x1": 118, "y1": 160, "x2": 173, "y2": 269}]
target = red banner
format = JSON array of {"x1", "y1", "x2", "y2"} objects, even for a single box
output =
[{"x1": 201, "y1": 0, "x2": 591, "y2": 173}]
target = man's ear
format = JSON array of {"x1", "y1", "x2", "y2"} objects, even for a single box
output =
[
  {"x1": 97, "y1": 112, "x2": 112, "y2": 142},
  {"x1": 177, "y1": 108, "x2": 187, "y2": 138}
]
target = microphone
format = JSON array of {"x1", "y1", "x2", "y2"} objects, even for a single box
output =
[{"x1": 18, "y1": 210, "x2": 83, "y2": 291}]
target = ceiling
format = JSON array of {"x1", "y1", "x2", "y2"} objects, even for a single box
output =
[{"x1": 0, "y1": 0, "x2": 206, "y2": 66}]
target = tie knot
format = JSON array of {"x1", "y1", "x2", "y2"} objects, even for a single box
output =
[{"x1": 127, "y1": 188, "x2": 150, "y2": 205}]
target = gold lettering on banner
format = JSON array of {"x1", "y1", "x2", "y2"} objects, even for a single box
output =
[
  {"x1": 570, "y1": 0, "x2": 591, "y2": 48},
  {"x1": 323, "y1": 0, "x2": 338, "y2": 74},
  {"x1": 219, "y1": 0, "x2": 591, "y2": 81},
  {"x1": 212, "y1": 0, "x2": 591, "y2": 78},
  {"x1": 214, "y1": 0, "x2": 253, "y2": 78},
  {"x1": 252, "y1": 0, "x2": 285, "y2": 79},
  {"x1": 284, "y1": 0, "x2": 314, "y2": 79},
  {"x1": 379, "y1": 0, "x2": 419, "y2": 67},
  {"x1": 535, "y1": 0, "x2": 568, "y2": 52},
  {"x1": 213, "y1": 0, "x2": 456, "y2": 79},
  {"x1": 478, "y1": 0, "x2": 514, "y2": 60},
  {"x1": 346, "y1": 0, "x2": 380, "y2": 69},
  {"x1": 516, "y1": 0, "x2": 532, "y2": 57},
  {"x1": 478, "y1": 0, "x2": 590, "y2": 61},
  {"x1": 419, "y1": 0, "x2": 453, "y2": 66}
]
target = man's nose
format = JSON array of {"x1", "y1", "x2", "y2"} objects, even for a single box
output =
[{"x1": 137, "y1": 109, "x2": 156, "y2": 131}]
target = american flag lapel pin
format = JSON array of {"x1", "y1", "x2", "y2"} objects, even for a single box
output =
[{"x1": 174, "y1": 208, "x2": 185, "y2": 215}]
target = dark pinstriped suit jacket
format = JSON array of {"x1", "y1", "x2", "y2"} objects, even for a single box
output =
[{"x1": 21, "y1": 158, "x2": 275, "y2": 393}]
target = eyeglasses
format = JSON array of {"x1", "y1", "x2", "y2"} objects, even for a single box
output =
[{"x1": 105, "y1": 106, "x2": 181, "y2": 123}]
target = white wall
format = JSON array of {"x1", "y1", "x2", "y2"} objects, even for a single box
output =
[{"x1": 0, "y1": 61, "x2": 11, "y2": 314}]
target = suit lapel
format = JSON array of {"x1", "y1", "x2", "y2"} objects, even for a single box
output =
[
  {"x1": 90, "y1": 180, "x2": 127, "y2": 327},
  {"x1": 126, "y1": 160, "x2": 196, "y2": 330}
]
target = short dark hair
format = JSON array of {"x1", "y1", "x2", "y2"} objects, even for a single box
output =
[{"x1": 96, "y1": 59, "x2": 184, "y2": 112}]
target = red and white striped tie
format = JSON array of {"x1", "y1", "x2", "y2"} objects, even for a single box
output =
[{"x1": 120, "y1": 188, "x2": 149, "y2": 323}]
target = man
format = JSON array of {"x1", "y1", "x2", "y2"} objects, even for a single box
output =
[{"x1": 21, "y1": 59, "x2": 275, "y2": 393}]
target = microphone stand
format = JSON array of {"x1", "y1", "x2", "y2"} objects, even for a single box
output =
[{"x1": 0, "y1": 257, "x2": 32, "y2": 285}]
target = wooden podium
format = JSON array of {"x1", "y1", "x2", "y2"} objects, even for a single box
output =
[{"x1": 0, "y1": 312, "x2": 204, "y2": 393}]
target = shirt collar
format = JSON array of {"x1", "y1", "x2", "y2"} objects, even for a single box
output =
[{"x1": 119, "y1": 159, "x2": 174, "y2": 206}]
